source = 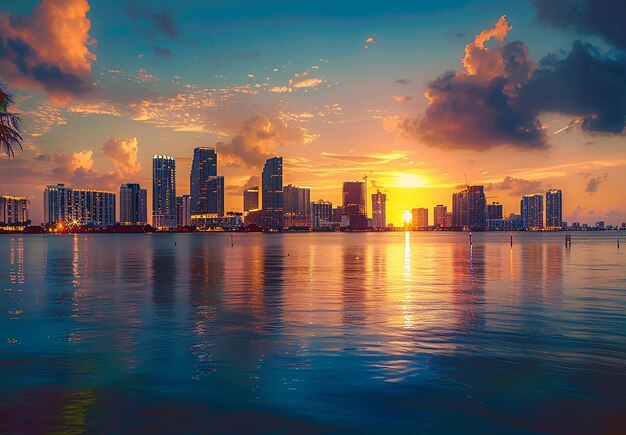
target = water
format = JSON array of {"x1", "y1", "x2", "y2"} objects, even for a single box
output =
[{"x1": 1, "y1": 232, "x2": 625, "y2": 433}]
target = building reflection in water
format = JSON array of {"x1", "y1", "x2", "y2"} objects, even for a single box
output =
[
  {"x1": 261, "y1": 238, "x2": 285, "y2": 334},
  {"x1": 9, "y1": 236, "x2": 25, "y2": 285},
  {"x1": 151, "y1": 237, "x2": 177, "y2": 308},
  {"x1": 451, "y1": 243, "x2": 486, "y2": 333},
  {"x1": 342, "y1": 240, "x2": 367, "y2": 329}
]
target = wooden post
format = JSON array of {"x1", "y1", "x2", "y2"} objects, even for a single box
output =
[{"x1": 469, "y1": 232, "x2": 472, "y2": 246}]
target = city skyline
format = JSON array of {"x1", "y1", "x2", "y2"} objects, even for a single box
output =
[{"x1": 1, "y1": 1, "x2": 626, "y2": 226}]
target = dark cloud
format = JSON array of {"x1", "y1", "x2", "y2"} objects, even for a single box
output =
[
  {"x1": 398, "y1": 16, "x2": 626, "y2": 151},
  {"x1": 153, "y1": 46, "x2": 172, "y2": 57},
  {"x1": 534, "y1": 0, "x2": 626, "y2": 50},
  {"x1": 585, "y1": 172, "x2": 608, "y2": 193},
  {"x1": 486, "y1": 176, "x2": 543, "y2": 196},
  {"x1": 127, "y1": 0, "x2": 179, "y2": 40},
  {"x1": 393, "y1": 78, "x2": 411, "y2": 85},
  {"x1": 0, "y1": 0, "x2": 95, "y2": 103},
  {"x1": 447, "y1": 31, "x2": 467, "y2": 39}
]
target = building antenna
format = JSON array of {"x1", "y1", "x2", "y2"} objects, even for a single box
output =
[{"x1": 464, "y1": 174, "x2": 470, "y2": 189}]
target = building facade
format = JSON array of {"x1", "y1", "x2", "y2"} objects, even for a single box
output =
[
  {"x1": 283, "y1": 184, "x2": 311, "y2": 229},
  {"x1": 262, "y1": 157, "x2": 283, "y2": 231},
  {"x1": 190, "y1": 147, "x2": 224, "y2": 217},
  {"x1": 411, "y1": 207, "x2": 429, "y2": 229},
  {"x1": 452, "y1": 186, "x2": 487, "y2": 230},
  {"x1": 342, "y1": 181, "x2": 367, "y2": 229},
  {"x1": 119, "y1": 183, "x2": 147, "y2": 225},
  {"x1": 545, "y1": 189, "x2": 562, "y2": 228},
  {"x1": 177, "y1": 195, "x2": 191, "y2": 227},
  {"x1": 487, "y1": 202, "x2": 503, "y2": 220},
  {"x1": 0, "y1": 196, "x2": 30, "y2": 226},
  {"x1": 371, "y1": 190, "x2": 386, "y2": 229},
  {"x1": 44, "y1": 184, "x2": 115, "y2": 227},
  {"x1": 433, "y1": 204, "x2": 447, "y2": 228},
  {"x1": 310, "y1": 200, "x2": 333, "y2": 230},
  {"x1": 152, "y1": 155, "x2": 177, "y2": 228},
  {"x1": 243, "y1": 186, "x2": 259, "y2": 212},
  {"x1": 521, "y1": 193, "x2": 544, "y2": 229}
]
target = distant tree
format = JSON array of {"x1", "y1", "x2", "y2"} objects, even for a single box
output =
[{"x1": 0, "y1": 83, "x2": 23, "y2": 158}]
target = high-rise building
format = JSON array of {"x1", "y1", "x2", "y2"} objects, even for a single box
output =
[
  {"x1": 452, "y1": 186, "x2": 487, "y2": 230},
  {"x1": 190, "y1": 147, "x2": 219, "y2": 215},
  {"x1": 152, "y1": 155, "x2": 176, "y2": 228},
  {"x1": 332, "y1": 206, "x2": 344, "y2": 223},
  {"x1": 177, "y1": 195, "x2": 191, "y2": 227},
  {"x1": 342, "y1": 181, "x2": 367, "y2": 229},
  {"x1": 283, "y1": 184, "x2": 311, "y2": 229},
  {"x1": 411, "y1": 207, "x2": 428, "y2": 229},
  {"x1": 521, "y1": 193, "x2": 543, "y2": 229},
  {"x1": 44, "y1": 184, "x2": 115, "y2": 227},
  {"x1": 262, "y1": 157, "x2": 283, "y2": 231},
  {"x1": 0, "y1": 196, "x2": 30, "y2": 226},
  {"x1": 310, "y1": 200, "x2": 333, "y2": 230},
  {"x1": 206, "y1": 176, "x2": 225, "y2": 217},
  {"x1": 119, "y1": 183, "x2": 147, "y2": 225},
  {"x1": 371, "y1": 190, "x2": 386, "y2": 229},
  {"x1": 433, "y1": 204, "x2": 447, "y2": 228},
  {"x1": 445, "y1": 211, "x2": 453, "y2": 228},
  {"x1": 546, "y1": 189, "x2": 562, "y2": 228},
  {"x1": 487, "y1": 202, "x2": 503, "y2": 220},
  {"x1": 243, "y1": 186, "x2": 259, "y2": 212}
]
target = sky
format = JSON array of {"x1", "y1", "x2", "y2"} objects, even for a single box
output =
[{"x1": 1, "y1": 0, "x2": 626, "y2": 226}]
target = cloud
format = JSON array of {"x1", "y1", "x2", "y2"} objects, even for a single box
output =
[
  {"x1": 289, "y1": 77, "x2": 324, "y2": 89},
  {"x1": 534, "y1": 0, "x2": 626, "y2": 50},
  {"x1": 127, "y1": 0, "x2": 179, "y2": 40},
  {"x1": 397, "y1": 16, "x2": 626, "y2": 151},
  {"x1": 226, "y1": 175, "x2": 260, "y2": 194},
  {"x1": 0, "y1": 0, "x2": 96, "y2": 103},
  {"x1": 269, "y1": 86, "x2": 291, "y2": 93},
  {"x1": 102, "y1": 137, "x2": 141, "y2": 174},
  {"x1": 394, "y1": 78, "x2": 411, "y2": 85},
  {"x1": 392, "y1": 96, "x2": 412, "y2": 104},
  {"x1": 67, "y1": 103, "x2": 121, "y2": 117},
  {"x1": 216, "y1": 115, "x2": 313, "y2": 168},
  {"x1": 153, "y1": 46, "x2": 172, "y2": 57},
  {"x1": 486, "y1": 176, "x2": 543, "y2": 196},
  {"x1": 321, "y1": 152, "x2": 406, "y2": 164},
  {"x1": 585, "y1": 173, "x2": 608, "y2": 193}
]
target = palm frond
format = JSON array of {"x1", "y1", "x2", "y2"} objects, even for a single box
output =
[
  {"x1": 0, "y1": 124, "x2": 23, "y2": 157},
  {"x1": 0, "y1": 82, "x2": 23, "y2": 158}
]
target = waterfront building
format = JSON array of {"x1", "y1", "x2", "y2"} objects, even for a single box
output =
[
  {"x1": 152, "y1": 155, "x2": 177, "y2": 228},
  {"x1": 310, "y1": 200, "x2": 333, "y2": 230},
  {"x1": 191, "y1": 212, "x2": 243, "y2": 230},
  {"x1": 487, "y1": 202, "x2": 503, "y2": 220},
  {"x1": 176, "y1": 195, "x2": 192, "y2": 227},
  {"x1": 452, "y1": 186, "x2": 487, "y2": 230},
  {"x1": 411, "y1": 207, "x2": 428, "y2": 229},
  {"x1": 433, "y1": 204, "x2": 447, "y2": 228},
  {"x1": 444, "y1": 211, "x2": 453, "y2": 228},
  {"x1": 119, "y1": 183, "x2": 147, "y2": 225},
  {"x1": 521, "y1": 193, "x2": 543, "y2": 229},
  {"x1": 190, "y1": 147, "x2": 224, "y2": 217},
  {"x1": 546, "y1": 189, "x2": 563, "y2": 229},
  {"x1": 262, "y1": 157, "x2": 283, "y2": 231},
  {"x1": 371, "y1": 190, "x2": 387, "y2": 229},
  {"x1": 243, "y1": 186, "x2": 259, "y2": 212},
  {"x1": 342, "y1": 181, "x2": 367, "y2": 229},
  {"x1": 44, "y1": 184, "x2": 115, "y2": 227},
  {"x1": 283, "y1": 184, "x2": 311, "y2": 229},
  {"x1": 332, "y1": 206, "x2": 343, "y2": 224},
  {"x1": 0, "y1": 195, "x2": 30, "y2": 226}
]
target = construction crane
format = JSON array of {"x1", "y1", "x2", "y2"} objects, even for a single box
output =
[{"x1": 363, "y1": 171, "x2": 373, "y2": 216}]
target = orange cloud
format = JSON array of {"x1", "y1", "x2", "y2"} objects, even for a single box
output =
[
  {"x1": 463, "y1": 15, "x2": 513, "y2": 79},
  {"x1": 0, "y1": 0, "x2": 96, "y2": 104},
  {"x1": 102, "y1": 137, "x2": 141, "y2": 174}
]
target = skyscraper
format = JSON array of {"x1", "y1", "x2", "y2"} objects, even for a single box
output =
[
  {"x1": 243, "y1": 186, "x2": 259, "y2": 212},
  {"x1": 177, "y1": 195, "x2": 191, "y2": 227},
  {"x1": 262, "y1": 156, "x2": 283, "y2": 231},
  {"x1": 521, "y1": 193, "x2": 544, "y2": 229},
  {"x1": 283, "y1": 184, "x2": 311, "y2": 229},
  {"x1": 152, "y1": 155, "x2": 177, "y2": 228},
  {"x1": 411, "y1": 208, "x2": 428, "y2": 229},
  {"x1": 190, "y1": 147, "x2": 218, "y2": 215},
  {"x1": 44, "y1": 184, "x2": 115, "y2": 227},
  {"x1": 546, "y1": 189, "x2": 562, "y2": 228},
  {"x1": 342, "y1": 181, "x2": 367, "y2": 229},
  {"x1": 433, "y1": 204, "x2": 447, "y2": 228},
  {"x1": 310, "y1": 200, "x2": 333, "y2": 230},
  {"x1": 452, "y1": 185, "x2": 487, "y2": 230},
  {"x1": 206, "y1": 176, "x2": 225, "y2": 217},
  {"x1": 120, "y1": 183, "x2": 147, "y2": 225},
  {"x1": 371, "y1": 190, "x2": 386, "y2": 228},
  {"x1": 0, "y1": 196, "x2": 30, "y2": 226}
]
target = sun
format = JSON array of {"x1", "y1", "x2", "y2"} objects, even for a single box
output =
[{"x1": 403, "y1": 210, "x2": 412, "y2": 224}]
